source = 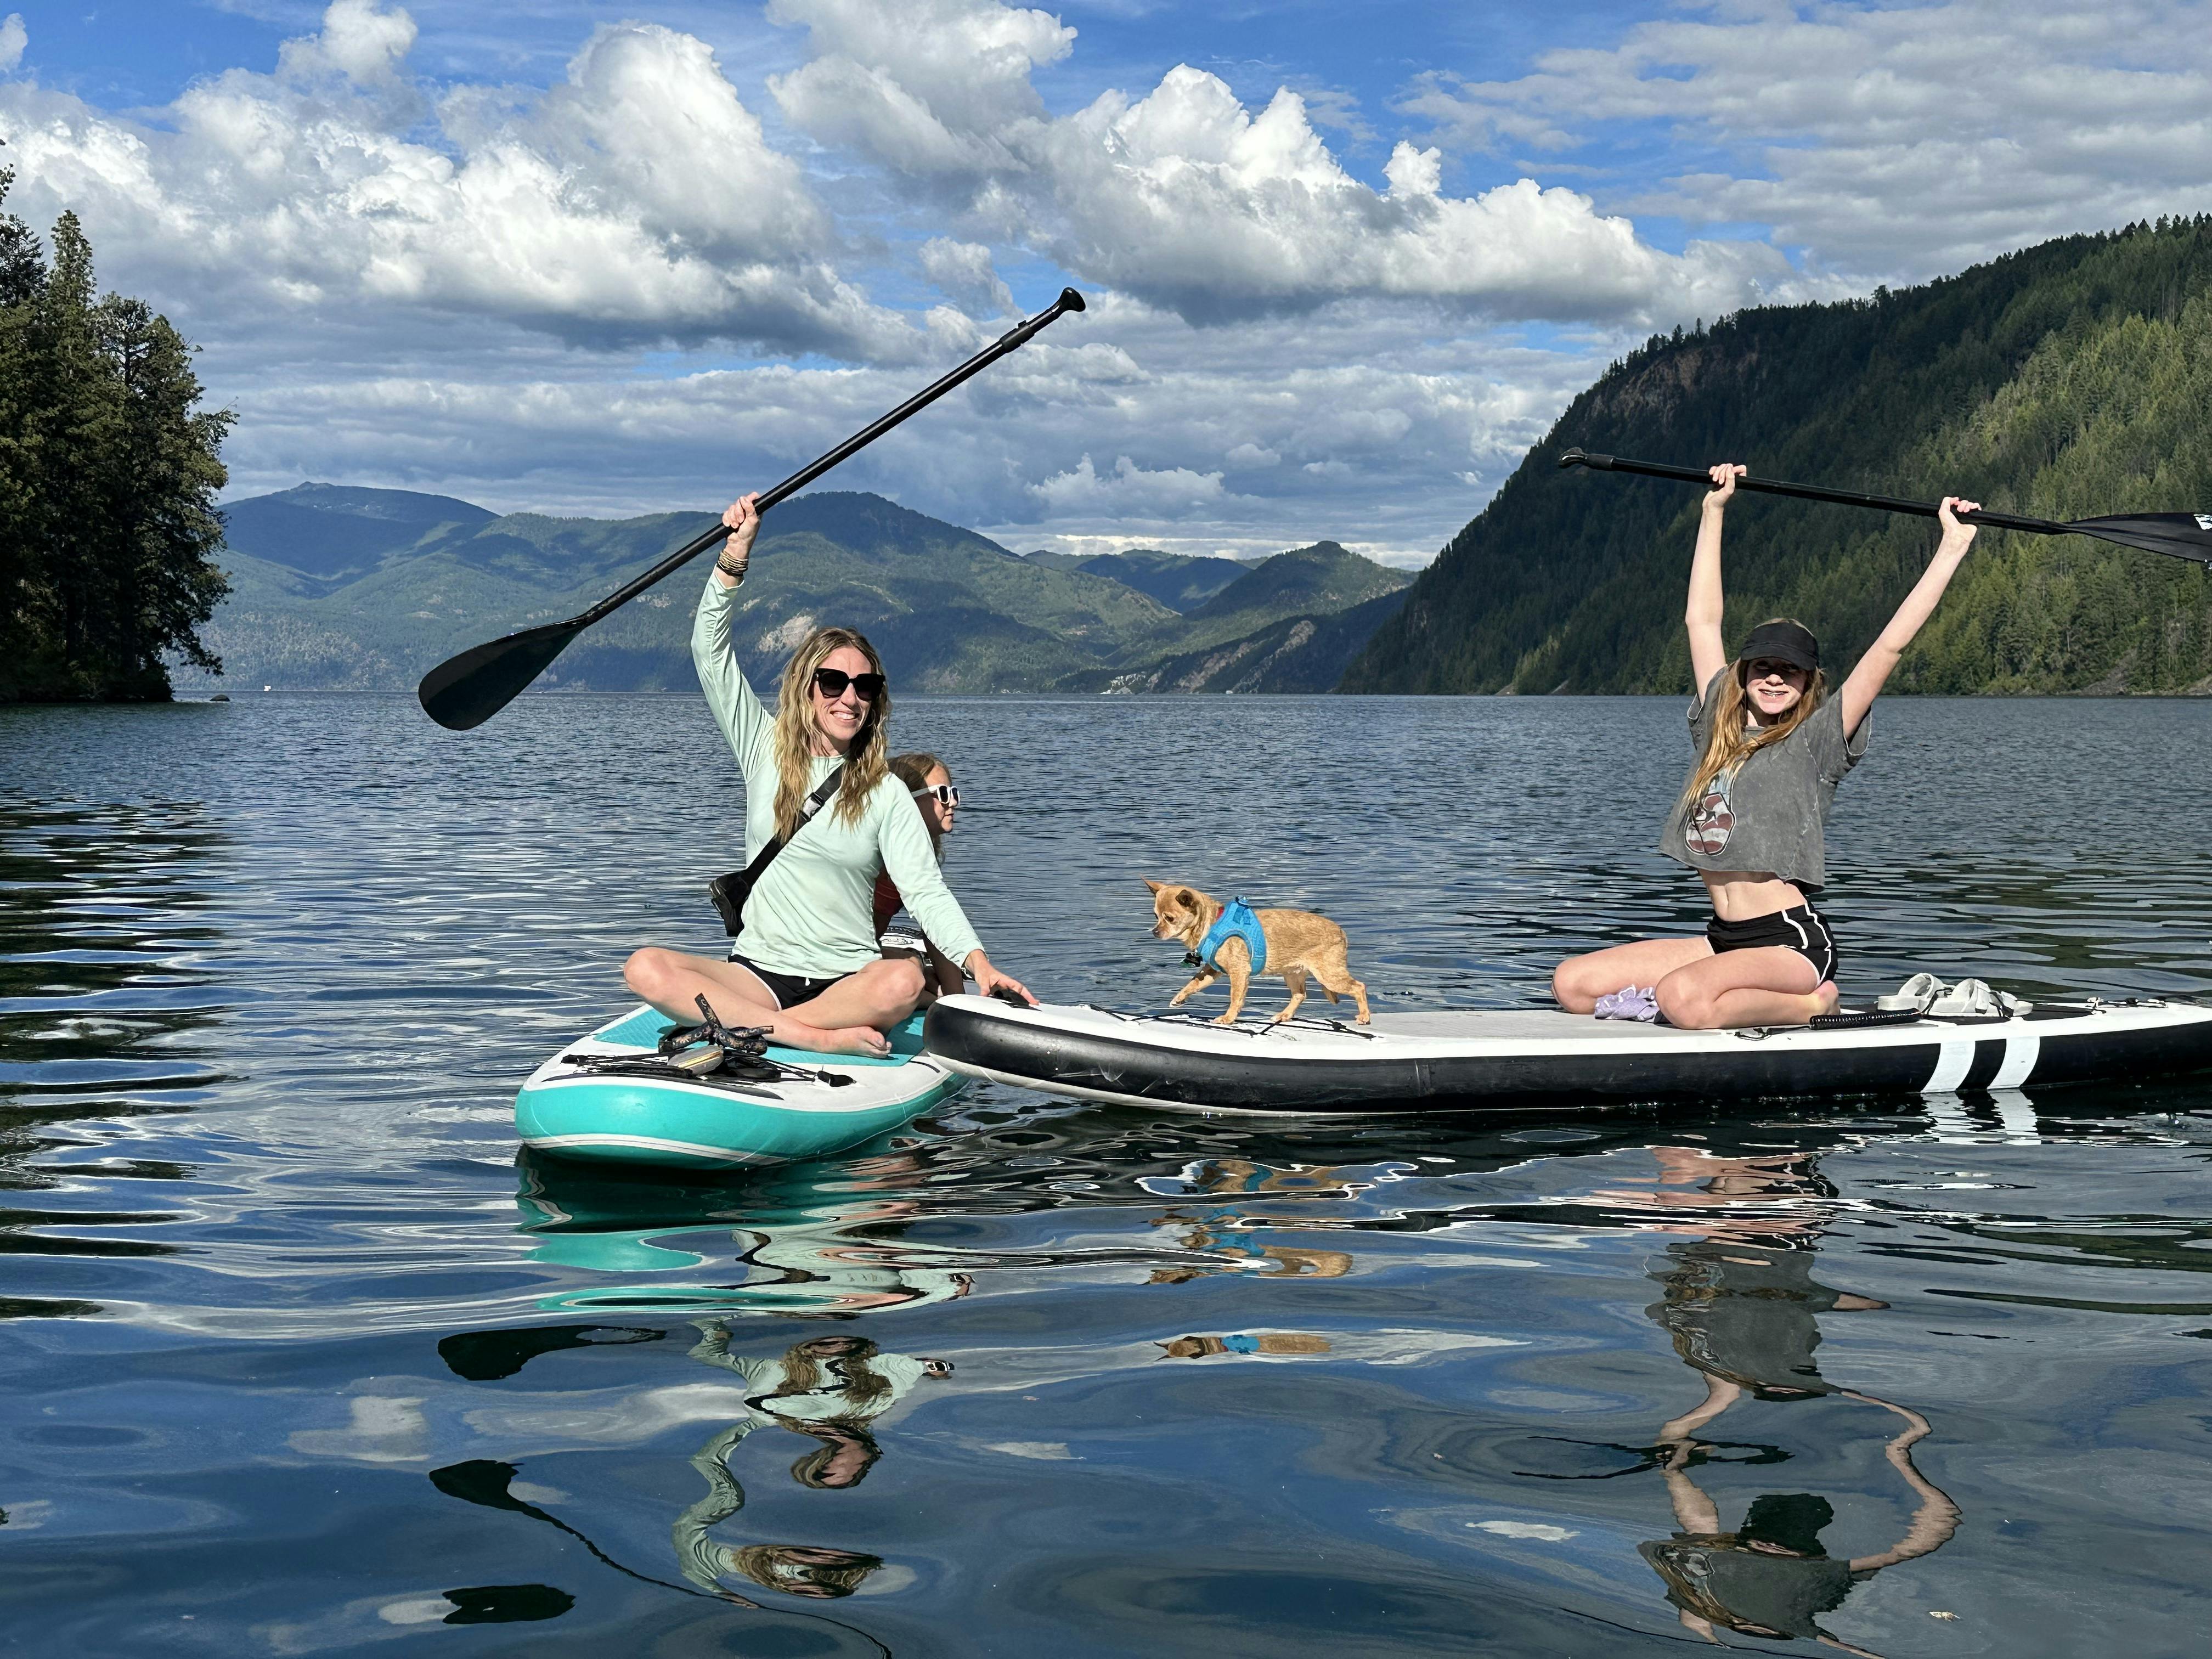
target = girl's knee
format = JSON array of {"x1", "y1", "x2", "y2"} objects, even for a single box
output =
[
  {"x1": 1655, "y1": 975, "x2": 1711, "y2": 1029},
  {"x1": 860, "y1": 955, "x2": 926, "y2": 1003},
  {"x1": 1553, "y1": 957, "x2": 1597, "y2": 1012},
  {"x1": 623, "y1": 947, "x2": 668, "y2": 995}
]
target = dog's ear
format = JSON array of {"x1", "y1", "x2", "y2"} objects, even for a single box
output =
[
  {"x1": 1142, "y1": 878, "x2": 1164, "y2": 895},
  {"x1": 1174, "y1": 887, "x2": 1199, "y2": 909}
]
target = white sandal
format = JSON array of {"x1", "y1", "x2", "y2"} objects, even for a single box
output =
[{"x1": 1877, "y1": 972, "x2": 1948, "y2": 1013}]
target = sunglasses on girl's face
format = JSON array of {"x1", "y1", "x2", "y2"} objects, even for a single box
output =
[
  {"x1": 912, "y1": 784, "x2": 960, "y2": 806},
  {"x1": 811, "y1": 667, "x2": 884, "y2": 701}
]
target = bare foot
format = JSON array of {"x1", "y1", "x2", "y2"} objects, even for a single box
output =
[
  {"x1": 1813, "y1": 981, "x2": 1839, "y2": 1017},
  {"x1": 774, "y1": 1018, "x2": 891, "y2": 1058}
]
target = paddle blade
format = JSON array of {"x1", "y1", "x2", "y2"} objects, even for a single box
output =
[
  {"x1": 2065, "y1": 512, "x2": 2212, "y2": 565},
  {"x1": 417, "y1": 622, "x2": 583, "y2": 731},
  {"x1": 429, "y1": 1459, "x2": 542, "y2": 1517}
]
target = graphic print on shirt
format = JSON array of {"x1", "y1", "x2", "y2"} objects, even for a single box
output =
[{"x1": 1685, "y1": 767, "x2": 1735, "y2": 856}]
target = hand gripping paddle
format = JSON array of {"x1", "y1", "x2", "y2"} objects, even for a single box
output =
[
  {"x1": 419, "y1": 289, "x2": 1087, "y2": 731},
  {"x1": 1558, "y1": 449, "x2": 2212, "y2": 567}
]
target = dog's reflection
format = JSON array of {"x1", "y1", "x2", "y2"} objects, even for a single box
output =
[
  {"x1": 1596, "y1": 1148, "x2": 1961, "y2": 1654},
  {"x1": 673, "y1": 1327, "x2": 950, "y2": 1601}
]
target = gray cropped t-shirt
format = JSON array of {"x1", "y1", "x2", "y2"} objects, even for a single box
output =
[{"x1": 1657, "y1": 668, "x2": 1867, "y2": 890}]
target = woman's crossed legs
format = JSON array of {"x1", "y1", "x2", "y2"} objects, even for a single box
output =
[
  {"x1": 622, "y1": 948, "x2": 926, "y2": 1058},
  {"x1": 1553, "y1": 935, "x2": 1836, "y2": 1030}
]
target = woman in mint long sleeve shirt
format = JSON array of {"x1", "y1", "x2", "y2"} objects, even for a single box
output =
[{"x1": 624, "y1": 494, "x2": 1032, "y2": 1057}]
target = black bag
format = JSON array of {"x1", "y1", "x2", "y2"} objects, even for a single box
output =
[{"x1": 708, "y1": 766, "x2": 845, "y2": 938}]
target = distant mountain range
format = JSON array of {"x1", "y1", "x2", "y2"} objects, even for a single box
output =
[{"x1": 190, "y1": 483, "x2": 1409, "y2": 694}]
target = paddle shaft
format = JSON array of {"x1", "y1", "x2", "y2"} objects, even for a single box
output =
[
  {"x1": 580, "y1": 289, "x2": 1086, "y2": 626},
  {"x1": 1558, "y1": 449, "x2": 2066, "y2": 538}
]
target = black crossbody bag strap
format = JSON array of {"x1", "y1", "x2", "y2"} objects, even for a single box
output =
[{"x1": 707, "y1": 765, "x2": 846, "y2": 938}]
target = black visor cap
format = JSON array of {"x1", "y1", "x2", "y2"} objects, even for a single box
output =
[{"x1": 1737, "y1": 620, "x2": 1819, "y2": 674}]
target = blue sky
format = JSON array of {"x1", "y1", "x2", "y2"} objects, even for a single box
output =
[{"x1": 5, "y1": 1, "x2": 2209, "y2": 562}]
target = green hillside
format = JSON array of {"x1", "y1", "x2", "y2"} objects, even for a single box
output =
[
  {"x1": 189, "y1": 490, "x2": 1409, "y2": 694},
  {"x1": 1024, "y1": 547, "x2": 1250, "y2": 611},
  {"x1": 1343, "y1": 216, "x2": 2212, "y2": 696},
  {"x1": 221, "y1": 483, "x2": 495, "y2": 580},
  {"x1": 1064, "y1": 588, "x2": 1410, "y2": 694},
  {"x1": 1176, "y1": 543, "x2": 1408, "y2": 646}
]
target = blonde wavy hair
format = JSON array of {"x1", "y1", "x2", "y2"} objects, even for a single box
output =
[
  {"x1": 772, "y1": 627, "x2": 890, "y2": 838},
  {"x1": 724, "y1": 1544, "x2": 884, "y2": 1598},
  {"x1": 1681, "y1": 619, "x2": 1829, "y2": 806}
]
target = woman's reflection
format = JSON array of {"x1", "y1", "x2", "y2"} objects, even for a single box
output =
[
  {"x1": 1598, "y1": 1147, "x2": 1961, "y2": 1652},
  {"x1": 673, "y1": 1328, "x2": 949, "y2": 1600}
]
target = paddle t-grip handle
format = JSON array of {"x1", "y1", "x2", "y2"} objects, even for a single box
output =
[{"x1": 583, "y1": 288, "x2": 1088, "y2": 624}]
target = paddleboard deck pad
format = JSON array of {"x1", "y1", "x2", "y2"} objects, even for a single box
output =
[
  {"x1": 923, "y1": 993, "x2": 2212, "y2": 1115},
  {"x1": 518, "y1": 1005, "x2": 966, "y2": 1168}
]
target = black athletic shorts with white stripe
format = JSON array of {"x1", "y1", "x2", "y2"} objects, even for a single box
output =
[{"x1": 1706, "y1": 904, "x2": 1838, "y2": 984}]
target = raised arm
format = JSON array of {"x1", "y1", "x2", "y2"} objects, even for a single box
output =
[
  {"x1": 691, "y1": 494, "x2": 771, "y2": 773},
  {"x1": 1839, "y1": 1392, "x2": 1962, "y2": 1572},
  {"x1": 1838, "y1": 497, "x2": 1978, "y2": 741},
  {"x1": 1686, "y1": 464, "x2": 1741, "y2": 693}
]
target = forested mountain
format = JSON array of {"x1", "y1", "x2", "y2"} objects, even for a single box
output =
[
  {"x1": 220, "y1": 483, "x2": 494, "y2": 580},
  {"x1": 1344, "y1": 217, "x2": 2212, "y2": 696},
  {"x1": 190, "y1": 489, "x2": 1408, "y2": 694},
  {"x1": 1068, "y1": 589, "x2": 1409, "y2": 694},
  {"x1": 1023, "y1": 547, "x2": 1249, "y2": 612}
]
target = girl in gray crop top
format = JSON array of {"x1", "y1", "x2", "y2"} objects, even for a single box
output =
[{"x1": 1552, "y1": 462, "x2": 1982, "y2": 1029}]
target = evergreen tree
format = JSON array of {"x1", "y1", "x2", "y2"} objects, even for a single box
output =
[{"x1": 0, "y1": 167, "x2": 232, "y2": 702}]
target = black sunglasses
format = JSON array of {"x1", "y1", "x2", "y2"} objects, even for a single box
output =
[{"x1": 811, "y1": 667, "x2": 884, "y2": 701}]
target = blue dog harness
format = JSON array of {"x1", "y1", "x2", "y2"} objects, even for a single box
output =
[{"x1": 1193, "y1": 898, "x2": 1267, "y2": 975}]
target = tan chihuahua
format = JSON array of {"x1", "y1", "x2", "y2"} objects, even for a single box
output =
[{"x1": 1144, "y1": 879, "x2": 1370, "y2": 1026}]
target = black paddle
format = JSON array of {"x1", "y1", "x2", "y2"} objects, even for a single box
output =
[
  {"x1": 1559, "y1": 449, "x2": 2212, "y2": 567},
  {"x1": 419, "y1": 287, "x2": 1088, "y2": 731}
]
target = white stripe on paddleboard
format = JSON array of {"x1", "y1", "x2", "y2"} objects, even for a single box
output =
[
  {"x1": 1923, "y1": 1039, "x2": 1977, "y2": 1093},
  {"x1": 1991, "y1": 1033, "x2": 2040, "y2": 1089},
  {"x1": 524, "y1": 1132, "x2": 775, "y2": 1165}
]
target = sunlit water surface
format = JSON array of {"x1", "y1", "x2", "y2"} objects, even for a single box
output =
[{"x1": 3, "y1": 691, "x2": 2209, "y2": 1656}]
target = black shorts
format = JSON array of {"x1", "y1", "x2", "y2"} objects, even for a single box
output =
[
  {"x1": 1706, "y1": 905, "x2": 1838, "y2": 984},
  {"x1": 727, "y1": 953, "x2": 854, "y2": 1010}
]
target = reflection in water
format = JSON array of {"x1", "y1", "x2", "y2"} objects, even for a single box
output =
[
  {"x1": 516, "y1": 1151, "x2": 974, "y2": 1316},
  {"x1": 431, "y1": 1583, "x2": 575, "y2": 1624},
  {"x1": 437, "y1": 1322, "x2": 665, "y2": 1381},
  {"x1": 1599, "y1": 1148, "x2": 1962, "y2": 1650},
  {"x1": 675, "y1": 1328, "x2": 949, "y2": 1599},
  {"x1": 0, "y1": 797, "x2": 226, "y2": 1317},
  {"x1": 1148, "y1": 1208, "x2": 1354, "y2": 1283},
  {"x1": 8, "y1": 698, "x2": 2212, "y2": 1655},
  {"x1": 1158, "y1": 1333, "x2": 1332, "y2": 1359},
  {"x1": 1142, "y1": 1157, "x2": 1374, "y2": 1283}
]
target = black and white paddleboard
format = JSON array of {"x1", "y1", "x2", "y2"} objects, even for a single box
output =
[{"x1": 922, "y1": 992, "x2": 2212, "y2": 1115}]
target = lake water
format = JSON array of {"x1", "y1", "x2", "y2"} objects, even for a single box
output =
[{"x1": 3, "y1": 690, "x2": 2209, "y2": 1657}]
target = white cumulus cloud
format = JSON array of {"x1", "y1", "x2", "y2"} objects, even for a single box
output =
[
  {"x1": 919, "y1": 236, "x2": 1015, "y2": 317},
  {"x1": 0, "y1": 2, "x2": 911, "y2": 358},
  {"x1": 1403, "y1": 0, "x2": 2212, "y2": 281},
  {"x1": 1032, "y1": 453, "x2": 1228, "y2": 514},
  {"x1": 766, "y1": 0, "x2": 1798, "y2": 326}
]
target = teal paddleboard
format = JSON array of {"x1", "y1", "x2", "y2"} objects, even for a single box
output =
[{"x1": 516, "y1": 1005, "x2": 966, "y2": 1170}]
